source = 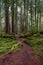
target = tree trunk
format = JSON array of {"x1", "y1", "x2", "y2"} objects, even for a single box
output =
[
  {"x1": 24, "y1": 0, "x2": 25, "y2": 32},
  {"x1": 11, "y1": 0, "x2": 14, "y2": 34},
  {"x1": 4, "y1": 1, "x2": 9, "y2": 33},
  {"x1": 15, "y1": 0, "x2": 18, "y2": 34},
  {"x1": 20, "y1": 2, "x2": 23, "y2": 33},
  {"x1": 30, "y1": 0, "x2": 32, "y2": 31},
  {"x1": 39, "y1": 11, "x2": 41, "y2": 32},
  {"x1": 37, "y1": 13, "x2": 39, "y2": 31},
  {"x1": 35, "y1": 0, "x2": 37, "y2": 28},
  {"x1": 20, "y1": 1, "x2": 24, "y2": 33},
  {"x1": 25, "y1": 0, "x2": 28, "y2": 32}
]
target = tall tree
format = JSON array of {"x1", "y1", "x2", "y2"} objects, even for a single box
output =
[
  {"x1": 35, "y1": 0, "x2": 37, "y2": 29},
  {"x1": 20, "y1": 1, "x2": 23, "y2": 33},
  {"x1": 0, "y1": 0, "x2": 2, "y2": 34},
  {"x1": 4, "y1": 0, "x2": 9, "y2": 33},
  {"x1": 15, "y1": 0, "x2": 18, "y2": 33},
  {"x1": 30, "y1": 0, "x2": 33, "y2": 31},
  {"x1": 24, "y1": 0, "x2": 25, "y2": 32},
  {"x1": 11, "y1": 0, "x2": 14, "y2": 34},
  {"x1": 25, "y1": 0, "x2": 28, "y2": 32}
]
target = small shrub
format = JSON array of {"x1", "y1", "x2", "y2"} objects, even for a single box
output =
[{"x1": 33, "y1": 33, "x2": 40, "y2": 37}]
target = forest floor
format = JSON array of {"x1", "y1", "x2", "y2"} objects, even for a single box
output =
[{"x1": 0, "y1": 37, "x2": 43, "y2": 65}]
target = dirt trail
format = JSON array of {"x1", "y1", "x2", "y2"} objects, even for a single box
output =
[{"x1": 0, "y1": 38, "x2": 43, "y2": 65}]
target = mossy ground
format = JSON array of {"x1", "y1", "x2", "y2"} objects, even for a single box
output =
[
  {"x1": 21, "y1": 33, "x2": 43, "y2": 57},
  {"x1": 0, "y1": 38, "x2": 23, "y2": 55}
]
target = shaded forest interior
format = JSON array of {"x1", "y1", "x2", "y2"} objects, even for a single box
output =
[
  {"x1": 0, "y1": 0, "x2": 43, "y2": 36},
  {"x1": 0, "y1": 1, "x2": 43, "y2": 65}
]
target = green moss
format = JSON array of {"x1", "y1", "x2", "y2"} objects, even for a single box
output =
[
  {"x1": 22, "y1": 34, "x2": 43, "y2": 57},
  {"x1": 0, "y1": 38, "x2": 23, "y2": 55}
]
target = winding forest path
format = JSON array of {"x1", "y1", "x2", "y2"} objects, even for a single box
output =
[{"x1": 0, "y1": 38, "x2": 43, "y2": 65}]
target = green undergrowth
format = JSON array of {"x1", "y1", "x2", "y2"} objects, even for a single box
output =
[
  {"x1": 0, "y1": 38, "x2": 23, "y2": 55},
  {"x1": 21, "y1": 33, "x2": 43, "y2": 57}
]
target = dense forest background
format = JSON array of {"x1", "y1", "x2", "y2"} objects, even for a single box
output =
[
  {"x1": 0, "y1": 0, "x2": 43, "y2": 35},
  {"x1": 0, "y1": 1, "x2": 43, "y2": 65}
]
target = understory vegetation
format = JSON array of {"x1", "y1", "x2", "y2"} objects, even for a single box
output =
[
  {"x1": 0, "y1": 0, "x2": 43, "y2": 59},
  {"x1": 21, "y1": 33, "x2": 43, "y2": 57},
  {"x1": 0, "y1": 38, "x2": 23, "y2": 55}
]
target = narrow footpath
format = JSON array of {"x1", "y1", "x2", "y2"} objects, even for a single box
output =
[{"x1": 0, "y1": 38, "x2": 43, "y2": 65}]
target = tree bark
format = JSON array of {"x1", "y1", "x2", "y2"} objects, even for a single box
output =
[
  {"x1": 30, "y1": 0, "x2": 32, "y2": 31},
  {"x1": 4, "y1": 1, "x2": 9, "y2": 33},
  {"x1": 15, "y1": 0, "x2": 18, "y2": 34},
  {"x1": 11, "y1": 0, "x2": 14, "y2": 34}
]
